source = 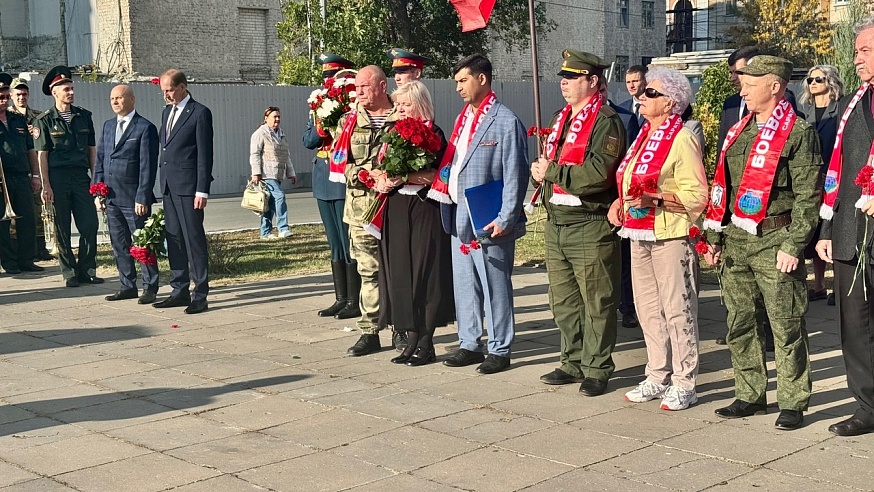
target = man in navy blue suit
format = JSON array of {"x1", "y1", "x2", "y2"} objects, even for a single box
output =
[
  {"x1": 619, "y1": 65, "x2": 647, "y2": 128},
  {"x1": 153, "y1": 69, "x2": 213, "y2": 315},
  {"x1": 94, "y1": 85, "x2": 159, "y2": 303}
]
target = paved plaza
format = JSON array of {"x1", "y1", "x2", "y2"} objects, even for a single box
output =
[{"x1": 0, "y1": 260, "x2": 867, "y2": 492}]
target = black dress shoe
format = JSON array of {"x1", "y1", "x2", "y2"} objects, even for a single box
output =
[
  {"x1": 392, "y1": 330, "x2": 409, "y2": 352},
  {"x1": 347, "y1": 334, "x2": 381, "y2": 356},
  {"x1": 775, "y1": 409, "x2": 803, "y2": 430},
  {"x1": 621, "y1": 312, "x2": 639, "y2": 328},
  {"x1": 829, "y1": 416, "x2": 874, "y2": 436},
  {"x1": 334, "y1": 301, "x2": 361, "y2": 320},
  {"x1": 540, "y1": 368, "x2": 585, "y2": 385},
  {"x1": 476, "y1": 354, "x2": 510, "y2": 374},
  {"x1": 827, "y1": 292, "x2": 836, "y2": 306},
  {"x1": 5, "y1": 266, "x2": 21, "y2": 274},
  {"x1": 579, "y1": 377, "x2": 608, "y2": 397},
  {"x1": 78, "y1": 275, "x2": 104, "y2": 284},
  {"x1": 714, "y1": 399, "x2": 767, "y2": 418},
  {"x1": 19, "y1": 263, "x2": 45, "y2": 272},
  {"x1": 406, "y1": 347, "x2": 436, "y2": 367},
  {"x1": 184, "y1": 300, "x2": 209, "y2": 314},
  {"x1": 442, "y1": 348, "x2": 485, "y2": 367},
  {"x1": 138, "y1": 291, "x2": 157, "y2": 305},
  {"x1": 65, "y1": 277, "x2": 80, "y2": 287},
  {"x1": 105, "y1": 289, "x2": 138, "y2": 301},
  {"x1": 153, "y1": 294, "x2": 192, "y2": 308}
]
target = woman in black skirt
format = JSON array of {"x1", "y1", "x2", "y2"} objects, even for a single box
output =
[{"x1": 374, "y1": 80, "x2": 455, "y2": 366}]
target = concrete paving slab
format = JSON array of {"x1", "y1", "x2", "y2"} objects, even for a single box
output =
[
  {"x1": 0, "y1": 432, "x2": 151, "y2": 476},
  {"x1": 236, "y1": 451, "x2": 394, "y2": 492},
  {"x1": 106, "y1": 414, "x2": 244, "y2": 451},
  {"x1": 50, "y1": 397, "x2": 185, "y2": 432},
  {"x1": 167, "y1": 475, "x2": 273, "y2": 492},
  {"x1": 197, "y1": 394, "x2": 330, "y2": 430},
  {"x1": 767, "y1": 439, "x2": 874, "y2": 490},
  {"x1": 332, "y1": 426, "x2": 481, "y2": 472},
  {"x1": 345, "y1": 390, "x2": 474, "y2": 425},
  {"x1": 345, "y1": 473, "x2": 465, "y2": 492},
  {"x1": 0, "y1": 460, "x2": 41, "y2": 488},
  {"x1": 658, "y1": 423, "x2": 818, "y2": 466},
  {"x1": 518, "y1": 468, "x2": 671, "y2": 491},
  {"x1": 0, "y1": 417, "x2": 91, "y2": 450},
  {"x1": 0, "y1": 478, "x2": 79, "y2": 491},
  {"x1": 571, "y1": 406, "x2": 709, "y2": 442},
  {"x1": 2, "y1": 383, "x2": 126, "y2": 416},
  {"x1": 261, "y1": 408, "x2": 403, "y2": 450},
  {"x1": 166, "y1": 432, "x2": 314, "y2": 473},
  {"x1": 47, "y1": 357, "x2": 161, "y2": 382},
  {"x1": 706, "y1": 467, "x2": 860, "y2": 492},
  {"x1": 55, "y1": 452, "x2": 221, "y2": 492},
  {"x1": 498, "y1": 424, "x2": 649, "y2": 467}
]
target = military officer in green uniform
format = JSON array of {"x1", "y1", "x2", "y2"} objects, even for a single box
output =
[
  {"x1": 703, "y1": 56, "x2": 821, "y2": 430},
  {"x1": 386, "y1": 48, "x2": 426, "y2": 87},
  {"x1": 0, "y1": 73, "x2": 42, "y2": 274},
  {"x1": 531, "y1": 50, "x2": 627, "y2": 397},
  {"x1": 8, "y1": 76, "x2": 52, "y2": 261},
  {"x1": 32, "y1": 66, "x2": 103, "y2": 287}
]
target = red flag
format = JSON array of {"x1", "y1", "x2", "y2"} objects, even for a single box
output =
[{"x1": 450, "y1": 0, "x2": 497, "y2": 32}]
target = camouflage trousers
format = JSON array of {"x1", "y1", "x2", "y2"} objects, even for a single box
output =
[
  {"x1": 720, "y1": 226, "x2": 811, "y2": 411},
  {"x1": 349, "y1": 224, "x2": 380, "y2": 334}
]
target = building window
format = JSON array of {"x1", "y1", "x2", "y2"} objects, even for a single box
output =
[
  {"x1": 239, "y1": 8, "x2": 269, "y2": 67},
  {"x1": 641, "y1": 56, "x2": 653, "y2": 67},
  {"x1": 834, "y1": 0, "x2": 849, "y2": 4},
  {"x1": 642, "y1": 1, "x2": 655, "y2": 28},
  {"x1": 618, "y1": 0, "x2": 629, "y2": 28},
  {"x1": 726, "y1": 0, "x2": 740, "y2": 16},
  {"x1": 615, "y1": 56, "x2": 629, "y2": 78}
]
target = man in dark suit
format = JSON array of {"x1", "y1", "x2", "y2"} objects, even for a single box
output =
[
  {"x1": 154, "y1": 69, "x2": 213, "y2": 314},
  {"x1": 817, "y1": 18, "x2": 874, "y2": 437},
  {"x1": 601, "y1": 79, "x2": 640, "y2": 329},
  {"x1": 94, "y1": 84, "x2": 159, "y2": 304},
  {"x1": 619, "y1": 65, "x2": 647, "y2": 127}
]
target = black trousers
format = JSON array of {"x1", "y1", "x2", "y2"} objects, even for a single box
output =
[
  {"x1": 0, "y1": 172, "x2": 36, "y2": 270},
  {"x1": 106, "y1": 203, "x2": 159, "y2": 292},
  {"x1": 163, "y1": 191, "x2": 209, "y2": 301},
  {"x1": 619, "y1": 237, "x2": 635, "y2": 315},
  {"x1": 834, "y1": 258, "x2": 874, "y2": 424},
  {"x1": 50, "y1": 168, "x2": 98, "y2": 279}
]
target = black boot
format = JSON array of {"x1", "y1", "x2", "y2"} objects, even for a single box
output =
[
  {"x1": 35, "y1": 237, "x2": 53, "y2": 261},
  {"x1": 318, "y1": 260, "x2": 347, "y2": 317},
  {"x1": 335, "y1": 261, "x2": 362, "y2": 320}
]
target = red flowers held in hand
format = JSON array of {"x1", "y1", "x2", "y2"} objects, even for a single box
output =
[
  {"x1": 689, "y1": 225, "x2": 710, "y2": 256},
  {"x1": 459, "y1": 244, "x2": 471, "y2": 255},
  {"x1": 688, "y1": 226, "x2": 701, "y2": 239},
  {"x1": 626, "y1": 178, "x2": 658, "y2": 200},
  {"x1": 357, "y1": 170, "x2": 376, "y2": 189},
  {"x1": 130, "y1": 245, "x2": 157, "y2": 265},
  {"x1": 89, "y1": 182, "x2": 109, "y2": 198},
  {"x1": 459, "y1": 238, "x2": 484, "y2": 255},
  {"x1": 694, "y1": 240, "x2": 709, "y2": 255},
  {"x1": 856, "y1": 166, "x2": 874, "y2": 195},
  {"x1": 392, "y1": 118, "x2": 442, "y2": 154}
]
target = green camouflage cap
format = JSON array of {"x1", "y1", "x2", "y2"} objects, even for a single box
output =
[
  {"x1": 558, "y1": 49, "x2": 609, "y2": 77},
  {"x1": 736, "y1": 55, "x2": 793, "y2": 82},
  {"x1": 10, "y1": 78, "x2": 29, "y2": 90}
]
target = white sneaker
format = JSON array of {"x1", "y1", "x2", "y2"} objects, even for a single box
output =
[
  {"x1": 260, "y1": 234, "x2": 279, "y2": 240},
  {"x1": 278, "y1": 230, "x2": 293, "y2": 238},
  {"x1": 624, "y1": 380, "x2": 668, "y2": 403},
  {"x1": 660, "y1": 386, "x2": 698, "y2": 411}
]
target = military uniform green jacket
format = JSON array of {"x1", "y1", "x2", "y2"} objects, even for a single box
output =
[
  {"x1": 11, "y1": 105, "x2": 42, "y2": 126},
  {"x1": 537, "y1": 104, "x2": 626, "y2": 225},
  {"x1": 0, "y1": 112, "x2": 34, "y2": 175},
  {"x1": 341, "y1": 105, "x2": 399, "y2": 226},
  {"x1": 32, "y1": 105, "x2": 96, "y2": 170},
  {"x1": 706, "y1": 115, "x2": 823, "y2": 258}
]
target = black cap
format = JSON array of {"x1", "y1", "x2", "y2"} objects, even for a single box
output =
[
  {"x1": 0, "y1": 73, "x2": 12, "y2": 90},
  {"x1": 42, "y1": 66, "x2": 73, "y2": 96}
]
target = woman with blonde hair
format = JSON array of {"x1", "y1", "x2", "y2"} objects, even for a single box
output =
[
  {"x1": 250, "y1": 106, "x2": 296, "y2": 239},
  {"x1": 608, "y1": 67, "x2": 708, "y2": 411},
  {"x1": 375, "y1": 80, "x2": 454, "y2": 366}
]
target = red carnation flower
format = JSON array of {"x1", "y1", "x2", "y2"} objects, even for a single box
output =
[
  {"x1": 539, "y1": 128, "x2": 552, "y2": 137},
  {"x1": 626, "y1": 183, "x2": 643, "y2": 200},
  {"x1": 642, "y1": 177, "x2": 658, "y2": 193},
  {"x1": 855, "y1": 166, "x2": 874, "y2": 187},
  {"x1": 150, "y1": 77, "x2": 160, "y2": 85},
  {"x1": 527, "y1": 126, "x2": 537, "y2": 137},
  {"x1": 688, "y1": 226, "x2": 700, "y2": 239},
  {"x1": 460, "y1": 244, "x2": 471, "y2": 255},
  {"x1": 694, "y1": 239, "x2": 709, "y2": 255},
  {"x1": 89, "y1": 182, "x2": 110, "y2": 197},
  {"x1": 323, "y1": 77, "x2": 335, "y2": 88},
  {"x1": 130, "y1": 245, "x2": 157, "y2": 265},
  {"x1": 469, "y1": 239, "x2": 481, "y2": 250}
]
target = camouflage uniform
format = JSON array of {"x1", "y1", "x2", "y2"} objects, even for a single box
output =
[
  {"x1": 707, "y1": 115, "x2": 822, "y2": 411},
  {"x1": 342, "y1": 105, "x2": 399, "y2": 334}
]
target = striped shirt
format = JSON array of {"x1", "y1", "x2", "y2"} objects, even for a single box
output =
[
  {"x1": 367, "y1": 111, "x2": 388, "y2": 129},
  {"x1": 59, "y1": 111, "x2": 73, "y2": 123}
]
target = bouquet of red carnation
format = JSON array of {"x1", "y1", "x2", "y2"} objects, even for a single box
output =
[
  {"x1": 850, "y1": 166, "x2": 874, "y2": 297},
  {"x1": 626, "y1": 177, "x2": 658, "y2": 200},
  {"x1": 89, "y1": 182, "x2": 110, "y2": 239},
  {"x1": 307, "y1": 75, "x2": 356, "y2": 134},
  {"x1": 523, "y1": 126, "x2": 554, "y2": 214},
  {"x1": 688, "y1": 225, "x2": 711, "y2": 255},
  {"x1": 459, "y1": 237, "x2": 485, "y2": 256},
  {"x1": 378, "y1": 118, "x2": 442, "y2": 179},
  {"x1": 131, "y1": 209, "x2": 166, "y2": 266}
]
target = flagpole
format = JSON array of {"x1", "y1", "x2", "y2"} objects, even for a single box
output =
[{"x1": 527, "y1": 0, "x2": 543, "y2": 153}]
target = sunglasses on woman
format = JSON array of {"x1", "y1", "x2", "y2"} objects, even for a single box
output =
[
  {"x1": 643, "y1": 87, "x2": 666, "y2": 98},
  {"x1": 806, "y1": 76, "x2": 826, "y2": 84}
]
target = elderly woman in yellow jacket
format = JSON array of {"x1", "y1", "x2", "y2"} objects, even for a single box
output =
[{"x1": 608, "y1": 67, "x2": 708, "y2": 411}]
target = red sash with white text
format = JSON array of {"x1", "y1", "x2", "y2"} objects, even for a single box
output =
[
  {"x1": 427, "y1": 91, "x2": 498, "y2": 204},
  {"x1": 821, "y1": 83, "x2": 874, "y2": 218},
  {"x1": 615, "y1": 114, "x2": 684, "y2": 241},
  {"x1": 704, "y1": 97, "x2": 796, "y2": 235},
  {"x1": 546, "y1": 93, "x2": 603, "y2": 206}
]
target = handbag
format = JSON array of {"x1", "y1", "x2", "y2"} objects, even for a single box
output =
[{"x1": 241, "y1": 180, "x2": 269, "y2": 214}]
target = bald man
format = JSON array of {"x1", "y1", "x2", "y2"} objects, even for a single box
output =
[
  {"x1": 332, "y1": 65, "x2": 401, "y2": 356},
  {"x1": 94, "y1": 84, "x2": 160, "y2": 303}
]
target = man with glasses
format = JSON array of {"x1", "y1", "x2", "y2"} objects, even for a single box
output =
[
  {"x1": 0, "y1": 73, "x2": 42, "y2": 275},
  {"x1": 531, "y1": 50, "x2": 626, "y2": 395},
  {"x1": 703, "y1": 56, "x2": 821, "y2": 430}
]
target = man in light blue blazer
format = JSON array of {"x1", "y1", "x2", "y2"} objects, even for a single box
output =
[
  {"x1": 93, "y1": 84, "x2": 159, "y2": 303},
  {"x1": 439, "y1": 54, "x2": 529, "y2": 374}
]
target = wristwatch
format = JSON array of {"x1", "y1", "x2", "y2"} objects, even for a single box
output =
[{"x1": 656, "y1": 196, "x2": 664, "y2": 208}]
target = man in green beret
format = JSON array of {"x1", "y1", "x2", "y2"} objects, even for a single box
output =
[
  {"x1": 703, "y1": 55, "x2": 821, "y2": 430},
  {"x1": 531, "y1": 49, "x2": 627, "y2": 396},
  {"x1": 33, "y1": 66, "x2": 102, "y2": 287}
]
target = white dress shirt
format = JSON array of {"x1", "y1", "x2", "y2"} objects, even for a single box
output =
[
  {"x1": 448, "y1": 108, "x2": 476, "y2": 204},
  {"x1": 115, "y1": 109, "x2": 136, "y2": 145}
]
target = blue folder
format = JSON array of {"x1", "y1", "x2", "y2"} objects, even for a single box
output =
[{"x1": 464, "y1": 179, "x2": 504, "y2": 237}]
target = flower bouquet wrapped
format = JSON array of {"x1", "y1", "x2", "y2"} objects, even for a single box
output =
[
  {"x1": 308, "y1": 75, "x2": 357, "y2": 135},
  {"x1": 89, "y1": 182, "x2": 110, "y2": 240},
  {"x1": 130, "y1": 209, "x2": 166, "y2": 266}
]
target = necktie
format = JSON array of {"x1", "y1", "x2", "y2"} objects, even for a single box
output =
[
  {"x1": 166, "y1": 105, "x2": 178, "y2": 143},
  {"x1": 633, "y1": 101, "x2": 640, "y2": 117},
  {"x1": 115, "y1": 119, "x2": 125, "y2": 146}
]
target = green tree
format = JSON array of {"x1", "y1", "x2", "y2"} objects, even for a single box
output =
[
  {"x1": 829, "y1": 0, "x2": 873, "y2": 90},
  {"x1": 277, "y1": 0, "x2": 554, "y2": 85},
  {"x1": 727, "y1": 0, "x2": 833, "y2": 67},
  {"x1": 692, "y1": 61, "x2": 736, "y2": 178}
]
